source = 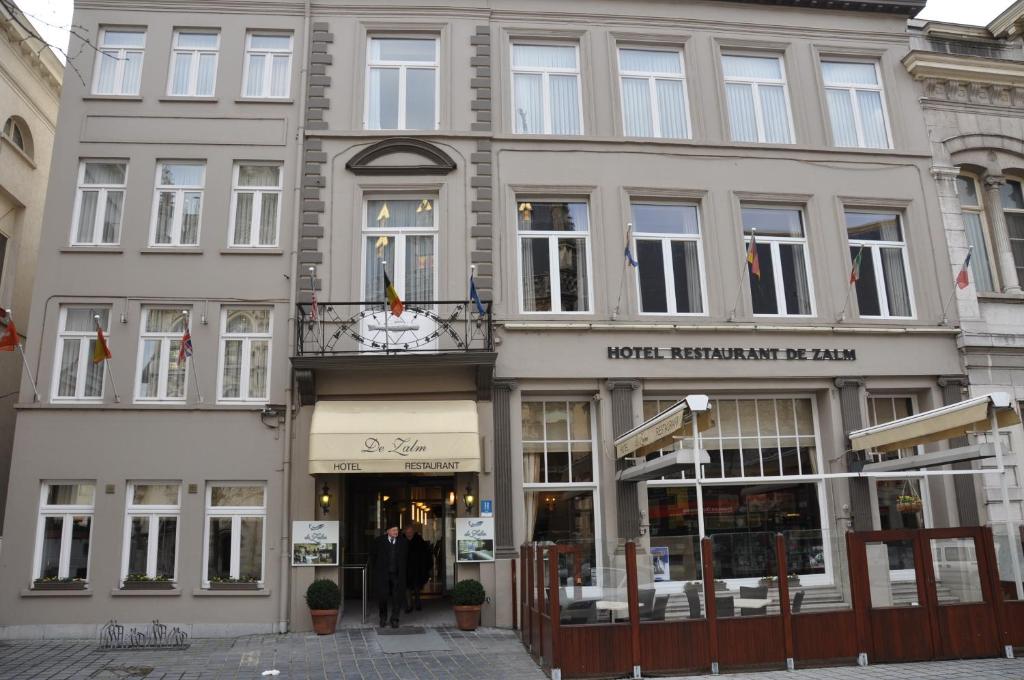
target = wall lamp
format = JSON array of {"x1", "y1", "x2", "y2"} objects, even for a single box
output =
[
  {"x1": 462, "y1": 485, "x2": 475, "y2": 513},
  {"x1": 319, "y1": 483, "x2": 332, "y2": 517}
]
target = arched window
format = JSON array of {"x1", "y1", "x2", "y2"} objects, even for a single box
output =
[{"x1": 2, "y1": 116, "x2": 33, "y2": 159}]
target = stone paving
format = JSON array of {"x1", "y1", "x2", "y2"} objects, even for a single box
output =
[{"x1": 0, "y1": 627, "x2": 546, "y2": 680}]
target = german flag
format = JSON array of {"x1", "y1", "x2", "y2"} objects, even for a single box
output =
[
  {"x1": 383, "y1": 268, "x2": 404, "y2": 317},
  {"x1": 746, "y1": 233, "x2": 761, "y2": 280}
]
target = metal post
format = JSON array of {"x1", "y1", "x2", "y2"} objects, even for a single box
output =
[
  {"x1": 693, "y1": 413, "x2": 705, "y2": 539},
  {"x1": 991, "y1": 411, "x2": 1023, "y2": 599}
]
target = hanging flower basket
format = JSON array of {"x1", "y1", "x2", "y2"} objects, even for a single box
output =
[{"x1": 896, "y1": 495, "x2": 923, "y2": 513}]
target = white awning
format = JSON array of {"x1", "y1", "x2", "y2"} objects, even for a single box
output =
[
  {"x1": 309, "y1": 400, "x2": 481, "y2": 474},
  {"x1": 849, "y1": 392, "x2": 1021, "y2": 454},
  {"x1": 614, "y1": 396, "x2": 715, "y2": 459}
]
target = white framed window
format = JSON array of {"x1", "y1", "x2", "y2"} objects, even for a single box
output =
[
  {"x1": 229, "y1": 163, "x2": 283, "y2": 247},
  {"x1": 521, "y1": 399, "x2": 601, "y2": 584},
  {"x1": 742, "y1": 206, "x2": 814, "y2": 316},
  {"x1": 957, "y1": 175, "x2": 996, "y2": 292},
  {"x1": 365, "y1": 37, "x2": 439, "y2": 130},
  {"x1": 218, "y1": 308, "x2": 272, "y2": 402},
  {"x1": 122, "y1": 482, "x2": 181, "y2": 583},
  {"x1": 631, "y1": 202, "x2": 705, "y2": 314},
  {"x1": 867, "y1": 396, "x2": 920, "y2": 462},
  {"x1": 52, "y1": 307, "x2": 109, "y2": 401},
  {"x1": 362, "y1": 197, "x2": 437, "y2": 302},
  {"x1": 821, "y1": 60, "x2": 891, "y2": 149},
  {"x1": 512, "y1": 43, "x2": 582, "y2": 135},
  {"x1": 3, "y1": 116, "x2": 31, "y2": 158},
  {"x1": 135, "y1": 308, "x2": 188, "y2": 402},
  {"x1": 618, "y1": 47, "x2": 690, "y2": 139},
  {"x1": 242, "y1": 32, "x2": 292, "y2": 99},
  {"x1": 33, "y1": 482, "x2": 95, "y2": 583},
  {"x1": 168, "y1": 30, "x2": 219, "y2": 97},
  {"x1": 517, "y1": 200, "x2": 592, "y2": 313},
  {"x1": 93, "y1": 28, "x2": 145, "y2": 96},
  {"x1": 71, "y1": 161, "x2": 126, "y2": 246},
  {"x1": 846, "y1": 210, "x2": 914, "y2": 319},
  {"x1": 999, "y1": 179, "x2": 1024, "y2": 286},
  {"x1": 203, "y1": 483, "x2": 266, "y2": 586},
  {"x1": 150, "y1": 161, "x2": 205, "y2": 247},
  {"x1": 721, "y1": 53, "x2": 793, "y2": 144}
]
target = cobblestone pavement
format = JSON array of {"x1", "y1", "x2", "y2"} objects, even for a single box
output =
[
  {"x1": 0, "y1": 627, "x2": 546, "y2": 680},
  {"x1": 672, "y1": 657, "x2": 1024, "y2": 679}
]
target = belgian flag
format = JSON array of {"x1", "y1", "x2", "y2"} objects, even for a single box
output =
[{"x1": 383, "y1": 267, "x2": 404, "y2": 317}]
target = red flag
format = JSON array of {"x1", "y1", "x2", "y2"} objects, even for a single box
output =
[
  {"x1": 92, "y1": 324, "x2": 112, "y2": 363},
  {"x1": 0, "y1": 313, "x2": 17, "y2": 352},
  {"x1": 956, "y1": 250, "x2": 972, "y2": 290}
]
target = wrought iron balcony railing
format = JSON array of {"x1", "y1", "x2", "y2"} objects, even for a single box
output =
[{"x1": 295, "y1": 300, "x2": 493, "y2": 356}]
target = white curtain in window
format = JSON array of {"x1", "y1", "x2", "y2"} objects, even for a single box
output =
[
  {"x1": 822, "y1": 62, "x2": 877, "y2": 85},
  {"x1": 656, "y1": 79, "x2": 687, "y2": 138},
  {"x1": 154, "y1": 194, "x2": 175, "y2": 244},
  {"x1": 181, "y1": 193, "x2": 201, "y2": 244},
  {"x1": 962, "y1": 212, "x2": 994, "y2": 292},
  {"x1": 677, "y1": 240, "x2": 702, "y2": 313},
  {"x1": 196, "y1": 54, "x2": 216, "y2": 95},
  {"x1": 222, "y1": 339, "x2": 242, "y2": 398},
  {"x1": 95, "y1": 52, "x2": 118, "y2": 93},
  {"x1": 826, "y1": 89, "x2": 858, "y2": 147},
  {"x1": 170, "y1": 54, "x2": 191, "y2": 94},
  {"x1": 759, "y1": 85, "x2": 790, "y2": 143},
  {"x1": 258, "y1": 194, "x2": 278, "y2": 245},
  {"x1": 233, "y1": 193, "x2": 253, "y2": 245},
  {"x1": 364, "y1": 237, "x2": 395, "y2": 300},
  {"x1": 514, "y1": 73, "x2": 543, "y2": 133},
  {"x1": 621, "y1": 77, "x2": 652, "y2": 137},
  {"x1": 123, "y1": 53, "x2": 143, "y2": 94},
  {"x1": 722, "y1": 55, "x2": 781, "y2": 80},
  {"x1": 881, "y1": 247, "x2": 912, "y2": 317},
  {"x1": 404, "y1": 235, "x2": 434, "y2": 301},
  {"x1": 725, "y1": 83, "x2": 757, "y2": 142},
  {"x1": 513, "y1": 45, "x2": 576, "y2": 69},
  {"x1": 790, "y1": 246, "x2": 812, "y2": 314},
  {"x1": 103, "y1": 193, "x2": 123, "y2": 243},
  {"x1": 270, "y1": 55, "x2": 289, "y2": 97},
  {"x1": 856, "y1": 90, "x2": 888, "y2": 148},
  {"x1": 139, "y1": 341, "x2": 161, "y2": 398},
  {"x1": 77, "y1": 193, "x2": 98, "y2": 243},
  {"x1": 84, "y1": 340, "x2": 104, "y2": 396},
  {"x1": 248, "y1": 340, "x2": 268, "y2": 399},
  {"x1": 57, "y1": 339, "x2": 80, "y2": 397},
  {"x1": 368, "y1": 68, "x2": 398, "y2": 129},
  {"x1": 245, "y1": 55, "x2": 265, "y2": 97},
  {"x1": 549, "y1": 75, "x2": 580, "y2": 135},
  {"x1": 406, "y1": 68, "x2": 436, "y2": 129},
  {"x1": 621, "y1": 49, "x2": 679, "y2": 73}
]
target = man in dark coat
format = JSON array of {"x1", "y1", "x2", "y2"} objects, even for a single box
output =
[
  {"x1": 370, "y1": 526, "x2": 407, "y2": 628},
  {"x1": 403, "y1": 524, "x2": 433, "y2": 612}
]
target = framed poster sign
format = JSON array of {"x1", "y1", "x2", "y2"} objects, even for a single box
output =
[
  {"x1": 292, "y1": 520, "x2": 339, "y2": 566},
  {"x1": 455, "y1": 517, "x2": 495, "y2": 562},
  {"x1": 651, "y1": 546, "x2": 670, "y2": 582}
]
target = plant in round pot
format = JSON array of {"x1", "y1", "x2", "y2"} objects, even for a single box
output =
[
  {"x1": 451, "y1": 579, "x2": 486, "y2": 631},
  {"x1": 306, "y1": 579, "x2": 341, "y2": 635}
]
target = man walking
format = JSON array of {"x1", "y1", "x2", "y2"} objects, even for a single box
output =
[
  {"x1": 403, "y1": 523, "x2": 433, "y2": 612},
  {"x1": 370, "y1": 525, "x2": 407, "y2": 628}
]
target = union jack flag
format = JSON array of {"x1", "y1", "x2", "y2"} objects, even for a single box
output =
[{"x1": 178, "y1": 323, "x2": 193, "y2": 364}]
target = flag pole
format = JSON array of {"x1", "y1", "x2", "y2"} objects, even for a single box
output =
[
  {"x1": 381, "y1": 260, "x2": 389, "y2": 353},
  {"x1": 729, "y1": 227, "x2": 755, "y2": 321},
  {"x1": 4, "y1": 310, "x2": 40, "y2": 402},
  {"x1": 96, "y1": 314, "x2": 121, "y2": 403},
  {"x1": 941, "y1": 245, "x2": 972, "y2": 325},
  {"x1": 183, "y1": 310, "x2": 203, "y2": 403},
  {"x1": 308, "y1": 266, "x2": 322, "y2": 351}
]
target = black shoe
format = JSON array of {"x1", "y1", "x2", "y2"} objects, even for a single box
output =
[
  {"x1": 404, "y1": 607, "x2": 413, "y2": 613},
  {"x1": 390, "y1": 620, "x2": 399, "y2": 629}
]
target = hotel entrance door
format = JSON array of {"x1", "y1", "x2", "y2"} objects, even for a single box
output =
[{"x1": 343, "y1": 475, "x2": 456, "y2": 601}]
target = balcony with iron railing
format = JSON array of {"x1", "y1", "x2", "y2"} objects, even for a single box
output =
[{"x1": 291, "y1": 300, "x2": 496, "y2": 402}]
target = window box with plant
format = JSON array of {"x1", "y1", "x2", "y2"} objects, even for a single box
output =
[
  {"x1": 306, "y1": 578, "x2": 341, "y2": 635},
  {"x1": 33, "y1": 577, "x2": 86, "y2": 591},
  {"x1": 452, "y1": 578, "x2": 486, "y2": 631},
  {"x1": 208, "y1": 576, "x2": 260, "y2": 590},
  {"x1": 122, "y1": 574, "x2": 174, "y2": 590}
]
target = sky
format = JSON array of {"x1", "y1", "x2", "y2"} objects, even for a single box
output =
[{"x1": 9, "y1": 0, "x2": 1020, "y2": 63}]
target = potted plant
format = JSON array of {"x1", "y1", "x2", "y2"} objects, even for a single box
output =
[
  {"x1": 452, "y1": 579, "x2": 486, "y2": 631},
  {"x1": 896, "y1": 495, "x2": 923, "y2": 514},
  {"x1": 306, "y1": 579, "x2": 341, "y2": 635},
  {"x1": 713, "y1": 579, "x2": 728, "y2": 592},
  {"x1": 33, "y1": 576, "x2": 86, "y2": 591},
  {"x1": 122, "y1": 574, "x2": 174, "y2": 590},
  {"x1": 208, "y1": 576, "x2": 260, "y2": 591},
  {"x1": 683, "y1": 580, "x2": 702, "y2": 593}
]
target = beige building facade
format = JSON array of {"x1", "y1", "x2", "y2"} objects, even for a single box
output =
[
  {"x1": 0, "y1": 1, "x2": 62, "y2": 534},
  {"x1": 3, "y1": 0, "x2": 1005, "y2": 640}
]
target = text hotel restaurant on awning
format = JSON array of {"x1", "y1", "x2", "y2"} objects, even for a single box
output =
[{"x1": 308, "y1": 400, "x2": 481, "y2": 474}]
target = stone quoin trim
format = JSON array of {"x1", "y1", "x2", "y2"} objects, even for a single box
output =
[
  {"x1": 299, "y1": 21, "x2": 333, "y2": 304},
  {"x1": 470, "y1": 24, "x2": 494, "y2": 300}
]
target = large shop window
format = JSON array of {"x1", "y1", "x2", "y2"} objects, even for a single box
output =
[
  {"x1": 618, "y1": 47, "x2": 690, "y2": 139},
  {"x1": 647, "y1": 483, "x2": 824, "y2": 582},
  {"x1": 845, "y1": 210, "x2": 914, "y2": 319},
  {"x1": 72, "y1": 161, "x2": 126, "y2": 246},
  {"x1": 957, "y1": 175, "x2": 995, "y2": 292},
  {"x1": 512, "y1": 43, "x2": 582, "y2": 135},
  {"x1": 230, "y1": 163, "x2": 283, "y2": 248},
  {"x1": 742, "y1": 206, "x2": 813, "y2": 316},
  {"x1": 122, "y1": 483, "x2": 180, "y2": 583},
  {"x1": 34, "y1": 483, "x2": 95, "y2": 583},
  {"x1": 53, "y1": 307, "x2": 110, "y2": 401},
  {"x1": 721, "y1": 53, "x2": 793, "y2": 144},
  {"x1": 366, "y1": 37, "x2": 439, "y2": 130},
  {"x1": 518, "y1": 201, "x2": 591, "y2": 313},
  {"x1": 243, "y1": 33, "x2": 292, "y2": 99},
  {"x1": 522, "y1": 400, "x2": 599, "y2": 583},
  {"x1": 632, "y1": 202, "x2": 705, "y2": 314},
  {"x1": 999, "y1": 179, "x2": 1024, "y2": 285},
  {"x1": 168, "y1": 30, "x2": 219, "y2": 97},
  {"x1": 203, "y1": 484, "x2": 266, "y2": 586},
  {"x1": 93, "y1": 28, "x2": 145, "y2": 96},
  {"x1": 218, "y1": 308, "x2": 272, "y2": 402},
  {"x1": 821, "y1": 60, "x2": 890, "y2": 149},
  {"x1": 150, "y1": 161, "x2": 205, "y2": 247},
  {"x1": 363, "y1": 198, "x2": 437, "y2": 302},
  {"x1": 136, "y1": 308, "x2": 189, "y2": 402}
]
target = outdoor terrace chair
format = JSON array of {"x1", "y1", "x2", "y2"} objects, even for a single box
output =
[
  {"x1": 560, "y1": 599, "x2": 597, "y2": 625},
  {"x1": 716, "y1": 595, "x2": 735, "y2": 618},
  {"x1": 686, "y1": 589, "x2": 702, "y2": 619},
  {"x1": 641, "y1": 594, "x2": 669, "y2": 621},
  {"x1": 792, "y1": 590, "x2": 805, "y2": 613}
]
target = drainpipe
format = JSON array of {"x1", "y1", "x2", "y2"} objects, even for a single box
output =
[{"x1": 278, "y1": 0, "x2": 312, "y2": 635}]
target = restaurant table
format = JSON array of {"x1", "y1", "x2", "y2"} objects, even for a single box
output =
[
  {"x1": 733, "y1": 597, "x2": 771, "y2": 611},
  {"x1": 597, "y1": 600, "x2": 645, "y2": 622}
]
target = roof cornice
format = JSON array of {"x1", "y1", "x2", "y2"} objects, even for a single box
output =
[
  {"x1": 711, "y1": 0, "x2": 925, "y2": 17},
  {"x1": 903, "y1": 50, "x2": 1024, "y2": 88},
  {"x1": 988, "y1": 0, "x2": 1024, "y2": 39},
  {"x1": 0, "y1": 6, "x2": 63, "y2": 92}
]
